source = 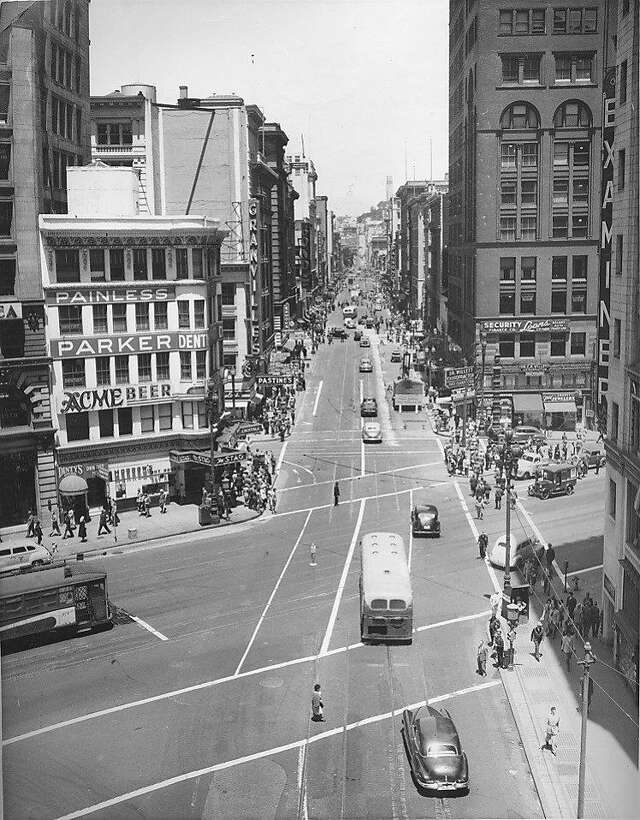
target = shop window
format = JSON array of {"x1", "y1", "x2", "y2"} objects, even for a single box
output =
[
  {"x1": 0, "y1": 319, "x2": 24, "y2": 358},
  {"x1": 96, "y1": 356, "x2": 110, "y2": 385},
  {"x1": 175, "y1": 248, "x2": 188, "y2": 279},
  {"x1": 196, "y1": 350, "x2": 206, "y2": 379},
  {"x1": 156, "y1": 352, "x2": 170, "y2": 381},
  {"x1": 221, "y1": 283, "x2": 235, "y2": 305},
  {"x1": 66, "y1": 412, "x2": 89, "y2": 442},
  {"x1": 140, "y1": 405, "x2": 155, "y2": 433},
  {"x1": 550, "y1": 333, "x2": 566, "y2": 357},
  {"x1": 571, "y1": 332, "x2": 586, "y2": 355},
  {"x1": 59, "y1": 305, "x2": 83, "y2": 334},
  {"x1": 191, "y1": 248, "x2": 203, "y2": 278},
  {"x1": 55, "y1": 249, "x2": 80, "y2": 282},
  {"x1": 92, "y1": 304, "x2": 108, "y2": 334},
  {"x1": 115, "y1": 355, "x2": 129, "y2": 384},
  {"x1": 89, "y1": 249, "x2": 105, "y2": 282},
  {"x1": 138, "y1": 353, "x2": 152, "y2": 382},
  {"x1": 178, "y1": 300, "x2": 190, "y2": 329},
  {"x1": 117, "y1": 407, "x2": 133, "y2": 436},
  {"x1": 0, "y1": 258, "x2": 16, "y2": 295},
  {"x1": 109, "y1": 248, "x2": 125, "y2": 280},
  {"x1": 520, "y1": 289, "x2": 536, "y2": 314},
  {"x1": 181, "y1": 401, "x2": 194, "y2": 429},
  {"x1": 499, "y1": 334, "x2": 515, "y2": 358},
  {"x1": 180, "y1": 351, "x2": 192, "y2": 381},
  {"x1": 154, "y1": 302, "x2": 168, "y2": 330},
  {"x1": 0, "y1": 144, "x2": 10, "y2": 179},
  {"x1": 519, "y1": 333, "x2": 535, "y2": 357},
  {"x1": 98, "y1": 409, "x2": 114, "y2": 438},
  {"x1": 112, "y1": 303, "x2": 127, "y2": 332},
  {"x1": 499, "y1": 289, "x2": 515, "y2": 314},
  {"x1": 158, "y1": 403, "x2": 173, "y2": 431},
  {"x1": 135, "y1": 303, "x2": 150, "y2": 331},
  {"x1": 151, "y1": 248, "x2": 166, "y2": 280},
  {"x1": 197, "y1": 402, "x2": 207, "y2": 429},
  {"x1": 132, "y1": 248, "x2": 148, "y2": 280},
  {"x1": 62, "y1": 358, "x2": 85, "y2": 387}
]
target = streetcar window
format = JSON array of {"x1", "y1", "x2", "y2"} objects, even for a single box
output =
[
  {"x1": 389, "y1": 599, "x2": 406, "y2": 610},
  {"x1": 371, "y1": 598, "x2": 387, "y2": 609}
]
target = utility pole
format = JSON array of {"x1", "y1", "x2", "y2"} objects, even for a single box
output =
[{"x1": 577, "y1": 642, "x2": 597, "y2": 818}]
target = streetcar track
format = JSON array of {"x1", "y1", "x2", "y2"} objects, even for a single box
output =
[{"x1": 384, "y1": 645, "x2": 409, "y2": 820}]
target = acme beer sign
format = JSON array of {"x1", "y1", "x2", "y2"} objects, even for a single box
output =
[
  {"x1": 60, "y1": 384, "x2": 172, "y2": 414},
  {"x1": 51, "y1": 331, "x2": 207, "y2": 358}
]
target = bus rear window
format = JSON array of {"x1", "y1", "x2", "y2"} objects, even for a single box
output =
[
  {"x1": 371, "y1": 598, "x2": 387, "y2": 609},
  {"x1": 389, "y1": 599, "x2": 406, "y2": 610}
]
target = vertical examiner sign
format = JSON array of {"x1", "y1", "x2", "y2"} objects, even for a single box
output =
[{"x1": 598, "y1": 66, "x2": 615, "y2": 426}]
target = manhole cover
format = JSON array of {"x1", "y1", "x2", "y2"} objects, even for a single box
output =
[{"x1": 260, "y1": 677, "x2": 284, "y2": 688}]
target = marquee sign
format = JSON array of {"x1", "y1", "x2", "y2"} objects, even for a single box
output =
[
  {"x1": 59, "y1": 383, "x2": 172, "y2": 414},
  {"x1": 480, "y1": 319, "x2": 569, "y2": 334},
  {"x1": 51, "y1": 331, "x2": 207, "y2": 358},
  {"x1": 542, "y1": 392, "x2": 577, "y2": 404},
  {"x1": 257, "y1": 375, "x2": 294, "y2": 386},
  {"x1": 249, "y1": 199, "x2": 261, "y2": 357},
  {"x1": 46, "y1": 287, "x2": 174, "y2": 305}
]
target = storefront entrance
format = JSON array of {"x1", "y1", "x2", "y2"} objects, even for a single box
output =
[
  {"x1": 0, "y1": 451, "x2": 36, "y2": 526},
  {"x1": 87, "y1": 476, "x2": 108, "y2": 509},
  {"x1": 184, "y1": 466, "x2": 208, "y2": 502}
]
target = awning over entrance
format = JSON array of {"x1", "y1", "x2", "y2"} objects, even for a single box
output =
[
  {"x1": 543, "y1": 399, "x2": 577, "y2": 414},
  {"x1": 512, "y1": 393, "x2": 544, "y2": 414},
  {"x1": 58, "y1": 474, "x2": 88, "y2": 495},
  {"x1": 169, "y1": 450, "x2": 211, "y2": 468}
]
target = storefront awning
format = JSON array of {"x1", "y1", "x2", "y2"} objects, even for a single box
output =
[
  {"x1": 543, "y1": 399, "x2": 577, "y2": 414},
  {"x1": 512, "y1": 393, "x2": 544, "y2": 414},
  {"x1": 58, "y1": 474, "x2": 88, "y2": 495}
]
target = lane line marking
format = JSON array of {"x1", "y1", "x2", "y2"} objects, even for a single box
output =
[
  {"x1": 282, "y1": 459, "x2": 315, "y2": 478},
  {"x1": 276, "y1": 486, "x2": 425, "y2": 519},
  {"x1": 278, "y1": 461, "x2": 443, "y2": 494},
  {"x1": 275, "y1": 439, "x2": 288, "y2": 478},
  {"x1": 408, "y1": 488, "x2": 414, "y2": 571},
  {"x1": 566, "y1": 564, "x2": 603, "y2": 577},
  {"x1": 234, "y1": 510, "x2": 313, "y2": 676},
  {"x1": 312, "y1": 380, "x2": 323, "y2": 417},
  {"x1": 319, "y1": 498, "x2": 366, "y2": 656},
  {"x1": 414, "y1": 610, "x2": 489, "y2": 633},
  {"x1": 453, "y1": 481, "x2": 502, "y2": 594},
  {"x1": 129, "y1": 616, "x2": 169, "y2": 642},
  {"x1": 53, "y1": 680, "x2": 500, "y2": 820}
]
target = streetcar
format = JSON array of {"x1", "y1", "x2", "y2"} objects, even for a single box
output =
[
  {"x1": 359, "y1": 532, "x2": 413, "y2": 643},
  {"x1": 0, "y1": 562, "x2": 112, "y2": 642}
]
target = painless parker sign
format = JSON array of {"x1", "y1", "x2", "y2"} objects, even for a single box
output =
[
  {"x1": 46, "y1": 287, "x2": 174, "y2": 305},
  {"x1": 51, "y1": 331, "x2": 208, "y2": 358},
  {"x1": 60, "y1": 383, "x2": 172, "y2": 414}
]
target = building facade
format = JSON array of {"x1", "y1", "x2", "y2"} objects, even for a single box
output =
[
  {"x1": 448, "y1": 0, "x2": 611, "y2": 430},
  {"x1": 0, "y1": 0, "x2": 90, "y2": 528},
  {"x1": 601, "y1": 0, "x2": 639, "y2": 687},
  {"x1": 39, "y1": 165, "x2": 226, "y2": 510},
  {"x1": 287, "y1": 154, "x2": 318, "y2": 310}
]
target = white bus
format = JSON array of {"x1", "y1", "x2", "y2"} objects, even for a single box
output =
[{"x1": 359, "y1": 532, "x2": 413, "y2": 643}]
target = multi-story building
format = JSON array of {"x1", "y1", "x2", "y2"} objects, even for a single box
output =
[
  {"x1": 314, "y1": 195, "x2": 332, "y2": 287},
  {"x1": 0, "y1": 0, "x2": 90, "y2": 529},
  {"x1": 287, "y1": 154, "x2": 318, "y2": 311},
  {"x1": 448, "y1": 0, "x2": 611, "y2": 430},
  {"x1": 601, "y1": 0, "x2": 639, "y2": 686},
  {"x1": 39, "y1": 164, "x2": 226, "y2": 509}
]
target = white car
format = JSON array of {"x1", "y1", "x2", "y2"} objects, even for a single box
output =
[
  {"x1": 362, "y1": 422, "x2": 382, "y2": 443},
  {"x1": 344, "y1": 317, "x2": 356, "y2": 329},
  {"x1": 488, "y1": 535, "x2": 539, "y2": 570},
  {"x1": 0, "y1": 543, "x2": 54, "y2": 573},
  {"x1": 515, "y1": 451, "x2": 548, "y2": 480}
]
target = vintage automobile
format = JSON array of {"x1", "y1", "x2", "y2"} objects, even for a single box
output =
[
  {"x1": 515, "y1": 451, "x2": 548, "y2": 480},
  {"x1": 512, "y1": 425, "x2": 546, "y2": 447},
  {"x1": 390, "y1": 349, "x2": 403, "y2": 363},
  {"x1": 362, "y1": 421, "x2": 382, "y2": 443},
  {"x1": 488, "y1": 535, "x2": 539, "y2": 570},
  {"x1": 411, "y1": 504, "x2": 441, "y2": 537},
  {"x1": 354, "y1": 330, "x2": 362, "y2": 341},
  {"x1": 359, "y1": 357, "x2": 373, "y2": 373},
  {"x1": 401, "y1": 705, "x2": 469, "y2": 793},
  {"x1": 578, "y1": 446, "x2": 606, "y2": 471},
  {"x1": 360, "y1": 397, "x2": 378, "y2": 417},
  {"x1": 330, "y1": 327, "x2": 348, "y2": 340},
  {"x1": 528, "y1": 462, "x2": 577, "y2": 500},
  {"x1": 359, "y1": 336, "x2": 371, "y2": 348}
]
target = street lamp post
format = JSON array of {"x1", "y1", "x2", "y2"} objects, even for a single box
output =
[
  {"x1": 577, "y1": 642, "x2": 597, "y2": 818},
  {"x1": 479, "y1": 330, "x2": 487, "y2": 430},
  {"x1": 499, "y1": 429, "x2": 523, "y2": 597},
  {"x1": 229, "y1": 366, "x2": 236, "y2": 411}
]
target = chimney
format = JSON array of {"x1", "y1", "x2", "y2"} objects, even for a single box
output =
[{"x1": 179, "y1": 85, "x2": 188, "y2": 99}]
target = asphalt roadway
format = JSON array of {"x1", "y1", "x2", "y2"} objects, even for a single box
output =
[{"x1": 1, "y1": 307, "x2": 608, "y2": 820}]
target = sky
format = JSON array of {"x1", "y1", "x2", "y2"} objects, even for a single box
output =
[{"x1": 89, "y1": 0, "x2": 450, "y2": 216}]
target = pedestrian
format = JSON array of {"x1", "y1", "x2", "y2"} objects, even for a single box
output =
[
  {"x1": 561, "y1": 629, "x2": 574, "y2": 672},
  {"x1": 311, "y1": 683, "x2": 325, "y2": 722},
  {"x1": 488, "y1": 613, "x2": 501, "y2": 646},
  {"x1": 478, "y1": 531, "x2": 488, "y2": 559},
  {"x1": 34, "y1": 518, "x2": 43, "y2": 546},
  {"x1": 494, "y1": 629, "x2": 505, "y2": 668},
  {"x1": 531, "y1": 620, "x2": 544, "y2": 660},
  {"x1": 62, "y1": 509, "x2": 74, "y2": 539},
  {"x1": 490, "y1": 590, "x2": 502, "y2": 617},
  {"x1": 475, "y1": 496, "x2": 485, "y2": 519},
  {"x1": 476, "y1": 638, "x2": 488, "y2": 676},
  {"x1": 566, "y1": 591, "x2": 577, "y2": 620},
  {"x1": 595, "y1": 457, "x2": 600, "y2": 476},
  {"x1": 112, "y1": 500, "x2": 120, "y2": 528},
  {"x1": 333, "y1": 481, "x2": 340, "y2": 506},
  {"x1": 144, "y1": 493, "x2": 151, "y2": 517},
  {"x1": 159, "y1": 489, "x2": 167, "y2": 514},
  {"x1": 78, "y1": 514, "x2": 87, "y2": 543},
  {"x1": 49, "y1": 509, "x2": 61, "y2": 537},
  {"x1": 573, "y1": 600, "x2": 584, "y2": 635},
  {"x1": 97, "y1": 508, "x2": 111, "y2": 535},
  {"x1": 542, "y1": 706, "x2": 560, "y2": 755},
  {"x1": 268, "y1": 486, "x2": 277, "y2": 514},
  {"x1": 545, "y1": 543, "x2": 556, "y2": 573},
  {"x1": 494, "y1": 484, "x2": 503, "y2": 510},
  {"x1": 542, "y1": 568, "x2": 551, "y2": 596},
  {"x1": 25, "y1": 509, "x2": 36, "y2": 538},
  {"x1": 510, "y1": 487, "x2": 518, "y2": 510}
]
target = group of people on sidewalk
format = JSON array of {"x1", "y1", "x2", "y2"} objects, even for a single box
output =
[{"x1": 32, "y1": 498, "x2": 121, "y2": 545}]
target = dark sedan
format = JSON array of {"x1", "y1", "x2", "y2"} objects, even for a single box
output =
[
  {"x1": 360, "y1": 397, "x2": 378, "y2": 417},
  {"x1": 402, "y1": 705, "x2": 469, "y2": 793},
  {"x1": 411, "y1": 504, "x2": 441, "y2": 537}
]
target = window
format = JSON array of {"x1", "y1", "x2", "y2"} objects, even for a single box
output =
[
  {"x1": 55, "y1": 249, "x2": 80, "y2": 282},
  {"x1": 552, "y1": 7, "x2": 597, "y2": 34},
  {"x1": 500, "y1": 216, "x2": 516, "y2": 241},
  {"x1": 572, "y1": 214, "x2": 588, "y2": 238},
  {"x1": 499, "y1": 8, "x2": 545, "y2": 35},
  {"x1": 632, "y1": 382, "x2": 640, "y2": 453},
  {"x1": 115, "y1": 354, "x2": 129, "y2": 384},
  {"x1": 98, "y1": 409, "x2": 114, "y2": 438},
  {"x1": 555, "y1": 53, "x2": 594, "y2": 84},
  {"x1": 501, "y1": 180, "x2": 516, "y2": 206},
  {"x1": 66, "y1": 412, "x2": 89, "y2": 442},
  {"x1": 109, "y1": 248, "x2": 125, "y2": 280},
  {"x1": 571, "y1": 284, "x2": 587, "y2": 313},
  {"x1": 553, "y1": 215, "x2": 568, "y2": 237},
  {"x1": 58, "y1": 305, "x2": 82, "y2": 334},
  {"x1": 154, "y1": 302, "x2": 168, "y2": 330},
  {"x1": 519, "y1": 333, "x2": 535, "y2": 357},
  {"x1": 553, "y1": 101, "x2": 592, "y2": 128},
  {"x1": 572, "y1": 255, "x2": 587, "y2": 280},
  {"x1": 618, "y1": 148, "x2": 626, "y2": 190},
  {"x1": 570, "y1": 332, "x2": 586, "y2": 355},
  {"x1": 609, "y1": 479, "x2": 617, "y2": 519},
  {"x1": 117, "y1": 407, "x2": 133, "y2": 436},
  {"x1": 153, "y1": 351, "x2": 170, "y2": 381},
  {"x1": 140, "y1": 405, "x2": 155, "y2": 433},
  {"x1": 197, "y1": 402, "x2": 207, "y2": 429},
  {"x1": 158, "y1": 403, "x2": 172, "y2": 431},
  {"x1": 550, "y1": 333, "x2": 566, "y2": 357},
  {"x1": 501, "y1": 143, "x2": 516, "y2": 168},
  {"x1": 500, "y1": 55, "x2": 541, "y2": 85},
  {"x1": 175, "y1": 248, "x2": 188, "y2": 279},
  {"x1": 138, "y1": 353, "x2": 152, "y2": 382},
  {"x1": 191, "y1": 247, "x2": 203, "y2": 278},
  {"x1": 0, "y1": 84, "x2": 9, "y2": 124},
  {"x1": 178, "y1": 301, "x2": 190, "y2": 329},
  {"x1": 75, "y1": 56, "x2": 81, "y2": 92},
  {"x1": 96, "y1": 122, "x2": 133, "y2": 146},
  {"x1": 499, "y1": 334, "x2": 515, "y2": 358},
  {"x1": 0, "y1": 258, "x2": 15, "y2": 295},
  {"x1": 196, "y1": 350, "x2": 207, "y2": 379},
  {"x1": 89, "y1": 249, "x2": 105, "y2": 282},
  {"x1": 616, "y1": 234, "x2": 624, "y2": 275},
  {"x1": 181, "y1": 401, "x2": 194, "y2": 429},
  {"x1": 135, "y1": 303, "x2": 150, "y2": 331},
  {"x1": 0, "y1": 144, "x2": 11, "y2": 180},
  {"x1": 180, "y1": 351, "x2": 192, "y2": 381},
  {"x1": 521, "y1": 256, "x2": 536, "y2": 281},
  {"x1": 521, "y1": 179, "x2": 537, "y2": 205},
  {"x1": 0, "y1": 201, "x2": 12, "y2": 237},
  {"x1": 551, "y1": 288, "x2": 567, "y2": 312},
  {"x1": 520, "y1": 289, "x2": 536, "y2": 314},
  {"x1": 112, "y1": 303, "x2": 127, "y2": 332},
  {"x1": 500, "y1": 103, "x2": 539, "y2": 129},
  {"x1": 221, "y1": 282, "x2": 235, "y2": 305},
  {"x1": 96, "y1": 356, "x2": 110, "y2": 385},
  {"x1": 620, "y1": 60, "x2": 628, "y2": 104},
  {"x1": 194, "y1": 299, "x2": 205, "y2": 328},
  {"x1": 521, "y1": 216, "x2": 537, "y2": 240},
  {"x1": 62, "y1": 358, "x2": 85, "y2": 387},
  {"x1": 499, "y1": 289, "x2": 516, "y2": 314},
  {"x1": 611, "y1": 401, "x2": 619, "y2": 442},
  {"x1": 132, "y1": 248, "x2": 148, "y2": 280},
  {"x1": 223, "y1": 353, "x2": 237, "y2": 368},
  {"x1": 500, "y1": 257, "x2": 515, "y2": 281},
  {"x1": 222, "y1": 318, "x2": 236, "y2": 339},
  {"x1": 552, "y1": 256, "x2": 567, "y2": 279},
  {"x1": 151, "y1": 248, "x2": 166, "y2": 280},
  {"x1": 614, "y1": 318, "x2": 621, "y2": 358}
]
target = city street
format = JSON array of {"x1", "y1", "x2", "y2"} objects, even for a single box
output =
[{"x1": 1, "y1": 308, "x2": 612, "y2": 820}]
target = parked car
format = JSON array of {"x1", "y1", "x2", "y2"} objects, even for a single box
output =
[
  {"x1": 527, "y1": 462, "x2": 577, "y2": 500},
  {"x1": 344, "y1": 317, "x2": 356, "y2": 329},
  {"x1": 360, "y1": 397, "x2": 378, "y2": 417},
  {"x1": 330, "y1": 327, "x2": 348, "y2": 339},
  {"x1": 512, "y1": 425, "x2": 546, "y2": 447},
  {"x1": 359, "y1": 337, "x2": 371, "y2": 348},
  {"x1": 579, "y1": 446, "x2": 606, "y2": 470},
  {"x1": 401, "y1": 705, "x2": 469, "y2": 793},
  {"x1": 0, "y1": 543, "x2": 54, "y2": 573},
  {"x1": 515, "y1": 451, "x2": 548, "y2": 480},
  {"x1": 359, "y1": 357, "x2": 373, "y2": 373},
  {"x1": 354, "y1": 330, "x2": 362, "y2": 341},
  {"x1": 362, "y1": 421, "x2": 382, "y2": 443},
  {"x1": 390, "y1": 349, "x2": 403, "y2": 363},
  {"x1": 411, "y1": 504, "x2": 441, "y2": 537},
  {"x1": 488, "y1": 535, "x2": 539, "y2": 571}
]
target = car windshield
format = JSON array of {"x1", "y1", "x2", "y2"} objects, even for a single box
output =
[
  {"x1": 426, "y1": 743, "x2": 458, "y2": 757},
  {"x1": 418, "y1": 512, "x2": 436, "y2": 523},
  {"x1": 521, "y1": 454, "x2": 536, "y2": 463}
]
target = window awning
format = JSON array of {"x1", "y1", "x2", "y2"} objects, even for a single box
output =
[
  {"x1": 58, "y1": 474, "x2": 88, "y2": 495},
  {"x1": 543, "y1": 399, "x2": 576, "y2": 414},
  {"x1": 512, "y1": 393, "x2": 544, "y2": 414}
]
